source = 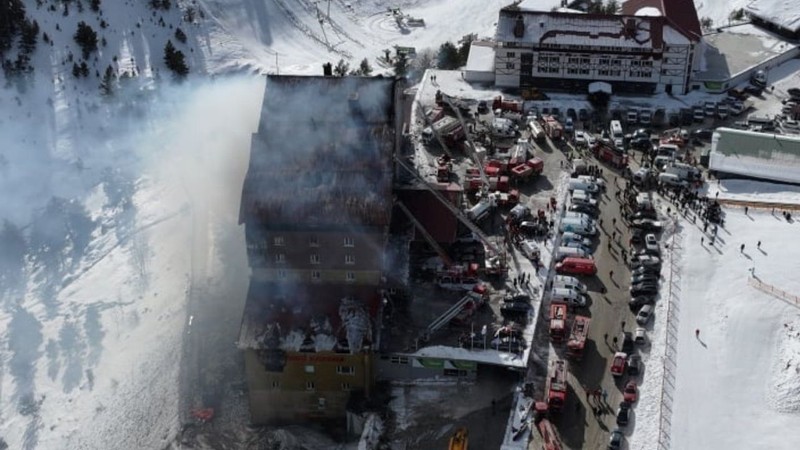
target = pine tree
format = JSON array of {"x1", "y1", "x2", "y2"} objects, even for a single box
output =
[
  {"x1": 90, "y1": 0, "x2": 101, "y2": 13},
  {"x1": 393, "y1": 52, "x2": 409, "y2": 78},
  {"x1": 72, "y1": 62, "x2": 81, "y2": 78},
  {"x1": 437, "y1": 42, "x2": 459, "y2": 69},
  {"x1": 74, "y1": 21, "x2": 98, "y2": 59},
  {"x1": 19, "y1": 20, "x2": 39, "y2": 55},
  {"x1": 163, "y1": 40, "x2": 188, "y2": 77},
  {"x1": 0, "y1": 0, "x2": 27, "y2": 56},
  {"x1": 333, "y1": 58, "x2": 349, "y2": 76},
  {"x1": 80, "y1": 61, "x2": 89, "y2": 77},
  {"x1": 174, "y1": 27, "x2": 187, "y2": 44},
  {"x1": 358, "y1": 58, "x2": 372, "y2": 76},
  {"x1": 100, "y1": 65, "x2": 115, "y2": 95}
]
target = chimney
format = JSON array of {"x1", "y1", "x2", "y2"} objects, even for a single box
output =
[
  {"x1": 323, "y1": 62, "x2": 333, "y2": 76},
  {"x1": 514, "y1": 15, "x2": 525, "y2": 38}
]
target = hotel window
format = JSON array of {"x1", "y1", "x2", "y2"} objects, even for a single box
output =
[
  {"x1": 306, "y1": 381, "x2": 315, "y2": 391},
  {"x1": 309, "y1": 235, "x2": 319, "y2": 247},
  {"x1": 598, "y1": 69, "x2": 610, "y2": 76},
  {"x1": 346, "y1": 272, "x2": 356, "y2": 283},
  {"x1": 506, "y1": 63, "x2": 515, "y2": 69},
  {"x1": 642, "y1": 60, "x2": 653, "y2": 68},
  {"x1": 317, "y1": 397, "x2": 326, "y2": 409},
  {"x1": 390, "y1": 356, "x2": 409, "y2": 364},
  {"x1": 506, "y1": 52, "x2": 516, "y2": 57},
  {"x1": 311, "y1": 271, "x2": 321, "y2": 282},
  {"x1": 343, "y1": 237, "x2": 354, "y2": 247},
  {"x1": 345, "y1": 254, "x2": 355, "y2": 265},
  {"x1": 599, "y1": 58, "x2": 610, "y2": 66},
  {"x1": 310, "y1": 254, "x2": 320, "y2": 265},
  {"x1": 337, "y1": 366, "x2": 355, "y2": 375},
  {"x1": 341, "y1": 382, "x2": 352, "y2": 391},
  {"x1": 274, "y1": 253, "x2": 285, "y2": 264},
  {"x1": 305, "y1": 365, "x2": 315, "y2": 374},
  {"x1": 273, "y1": 236, "x2": 285, "y2": 247}
]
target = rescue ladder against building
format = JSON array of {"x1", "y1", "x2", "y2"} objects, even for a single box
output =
[{"x1": 394, "y1": 156, "x2": 502, "y2": 257}]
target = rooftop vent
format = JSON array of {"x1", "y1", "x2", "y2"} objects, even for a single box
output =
[{"x1": 514, "y1": 15, "x2": 525, "y2": 38}]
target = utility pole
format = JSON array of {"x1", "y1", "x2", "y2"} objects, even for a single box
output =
[{"x1": 275, "y1": 53, "x2": 279, "y2": 75}]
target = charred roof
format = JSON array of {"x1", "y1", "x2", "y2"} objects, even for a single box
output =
[{"x1": 240, "y1": 76, "x2": 401, "y2": 228}]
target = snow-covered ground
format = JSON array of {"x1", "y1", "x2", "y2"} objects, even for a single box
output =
[{"x1": 2, "y1": 0, "x2": 799, "y2": 448}]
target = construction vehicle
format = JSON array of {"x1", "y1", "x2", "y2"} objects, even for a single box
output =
[
  {"x1": 492, "y1": 95, "x2": 523, "y2": 113},
  {"x1": 566, "y1": 315, "x2": 590, "y2": 360},
  {"x1": 590, "y1": 141, "x2": 628, "y2": 169},
  {"x1": 549, "y1": 302, "x2": 568, "y2": 342},
  {"x1": 542, "y1": 115, "x2": 564, "y2": 140},
  {"x1": 449, "y1": 427, "x2": 469, "y2": 450},
  {"x1": 545, "y1": 359, "x2": 568, "y2": 412}
]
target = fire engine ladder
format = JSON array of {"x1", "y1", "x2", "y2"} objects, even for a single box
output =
[
  {"x1": 394, "y1": 156, "x2": 501, "y2": 256},
  {"x1": 395, "y1": 200, "x2": 453, "y2": 267},
  {"x1": 423, "y1": 292, "x2": 475, "y2": 342},
  {"x1": 416, "y1": 100, "x2": 454, "y2": 160},
  {"x1": 440, "y1": 93, "x2": 490, "y2": 189}
]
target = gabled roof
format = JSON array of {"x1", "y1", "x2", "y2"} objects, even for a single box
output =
[{"x1": 622, "y1": 0, "x2": 702, "y2": 41}]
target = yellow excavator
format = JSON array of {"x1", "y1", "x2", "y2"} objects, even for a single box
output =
[{"x1": 448, "y1": 427, "x2": 469, "y2": 450}]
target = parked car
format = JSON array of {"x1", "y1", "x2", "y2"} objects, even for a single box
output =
[
  {"x1": 693, "y1": 128, "x2": 714, "y2": 141},
  {"x1": 631, "y1": 273, "x2": 659, "y2": 285},
  {"x1": 619, "y1": 331, "x2": 634, "y2": 353},
  {"x1": 627, "y1": 354, "x2": 642, "y2": 375},
  {"x1": 630, "y1": 210, "x2": 657, "y2": 221},
  {"x1": 501, "y1": 301, "x2": 531, "y2": 315},
  {"x1": 608, "y1": 428, "x2": 624, "y2": 450},
  {"x1": 631, "y1": 264, "x2": 660, "y2": 276},
  {"x1": 631, "y1": 283, "x2": 659, "y2": 297},
  {"x1": 562, "y1": 240, "x2": 592, "y2": 253},
  {"x1": 623, "y1": 381, "x2": 638, "y2": 403},
  {"x1": 631, "y1": 219, "x2": 663, "y2": 232},
  {"x1": 561, "y1": 232, "x2": 592, "y2": 247},
  {"x1": 569, "y1": 204, "x2": 598, "y2": 216},
  {"x1": 616, "y1": 401, "x2": 631, "y2": 426},
  {"x1": 574, "y1": 131, "x2": 589, "y2": 147},
  {"x1": 645, "y1": 233, "x2": 659, "y2": 253},
  {"x1": 636, "y1": 304, "x2": 654, "y2": 325},
  {"x1": 611, "y1": 352, "x2": 627, "y2": 377},
  {"x1": 630, "y1": 254, "x2": 661, "y2": 268},
  {"x1": 634, "y1": 327, "x2": 647, "y2": 346},
  {"x1": 629, "y1": 295, "x2": 656, "y2": 310}
]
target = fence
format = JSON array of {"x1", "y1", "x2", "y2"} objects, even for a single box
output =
[
  {"x1": 657, "y1": 220, "x2": 683, "y2": 450},
  {"x1": 748, "y1": 276, "x2": 800, "y2": 307}
]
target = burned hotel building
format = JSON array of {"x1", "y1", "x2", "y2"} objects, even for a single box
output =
[{"x1": 237, "y1": 75, "x2": 405, "y2": 423}]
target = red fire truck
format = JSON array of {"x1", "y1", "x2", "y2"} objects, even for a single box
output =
[
  {"x1": 590, "y1": 141, "x2": 628, "y2": 168},
  {"x1": 566, "y1": 315, "x2": 590, "y2": 361},
  {"x1": 546, "y1": 359, "x2": 568, "y2": 412},
  {"x1": 549, "y1": 303, "x2": 568, "y2": 342}
]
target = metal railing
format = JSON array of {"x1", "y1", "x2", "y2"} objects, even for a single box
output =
[{"x1": 748, "y1": 276, "x2": 800, "y2": 307}]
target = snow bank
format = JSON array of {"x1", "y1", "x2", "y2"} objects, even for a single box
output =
[{"x1": 768, "y1": 315, "x2": 800, "y2": 413}]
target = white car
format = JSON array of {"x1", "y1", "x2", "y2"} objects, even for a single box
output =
[
  {"x1": 576, "y1": 175, "x2": 606, "y2": 188},
  {"x1": 574, "y1": 131, "x2": 588, "y2": 147},
  {"x1": 561, "y1": 232, "x2": 592, "y2": 248},
  {"x1": 562, "y1": 240, "x2": 592, "y2": 253},
  {"x1": 636, "y1": 304, "x2": 653, "y2": 325},
  {"x1": 645, "y1": 234, "x2": 659, "y2": 252}
]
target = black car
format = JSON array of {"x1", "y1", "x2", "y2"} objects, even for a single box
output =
[
  {"x1": 569, "y1": 204, "x2": 598, "y2": 216},
  {"x1": 477, "y1": 101, "x2": 489, "y2": 115},
  {"x1": 579, "y1": 108, "x2": 589, "y2": 121},
  {"x1": 619, "y1": 331, "x2": 634, "y2": 353},
  {"x1": 616, "y1": 402, "x2": 631, "y2": 427},
  {"x1": 608, "y1": 428, "x2": 624, "y2": 450},
  {"x1": 501, "y1": 302, "x2": 531, "y2": 315},
  {"x1": 627, "y1": 354, "x2": 642, "y2": 375},
  {"x1": 630, "y1": 137, "x2": 651, "y2": 151},
  {"x1": 693, "y1": 128, "x2": 714, "y2": 141},
  {"x1": 631, "y1": 273, "x2": 659, "y2": 284},
  {"x1": 631, "y1": 266, "x2": 660, "y2": 278},
  {"x1": 630, "y1": 210, "x2": 658, "y2": 221},
  {"x1": 629, "y1": 295, "x2": 657, "y2": 310},
  {"x1": 504, "y1": 294, "x2": 531, "y2": 303},
  {"x1": 631, "y1": 219, "x2": 663, "y2": 232},
  {"x1": 631, "y1": 284, "x2": 659, "y2": 296},
  {"x1": 744, "y1": 85, "x2": 764, "y2": 97}
]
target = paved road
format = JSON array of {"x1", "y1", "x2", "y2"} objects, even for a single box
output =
[{"x1": 529, "y1": 139, "x2": 639, "y2": 450}]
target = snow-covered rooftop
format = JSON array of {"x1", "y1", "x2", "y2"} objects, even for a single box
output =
[
  {"x1": 635, "y1": 6, "x2": 662, "y2": 16},
  {"x1": 710, "y1": 127, "x2": 800, "y2": 184},
  {"x1": 746, "y1": 0, "x2": 800, "y2": 33},
  {"x1": 496, "y1": 10, "x2": 661, "y2": 50},
  {"x1": 465, "y1": 42, "x2": 496, "y2": 73}
]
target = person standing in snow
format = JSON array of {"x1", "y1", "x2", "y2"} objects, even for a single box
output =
[
  {"x1": 741, "y1": 243, "x2": 745, "y2": 253},
  {"x1": 695, "y1": 329, "x2": 700, "y2": 338},
  {"x1": 701, "y1": 236, "x2": 704, "y2": 245},
  {"x1": 757, "y1": 240, "x2": 761, "y2": 249}
]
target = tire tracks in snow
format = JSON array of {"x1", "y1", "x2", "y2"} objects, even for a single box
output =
[
  {"x1": 297, "y1": 0, "x2": 366, "y2": 49},
  {"x1": 271, "y1": 0, "x2": 353, "y2": 58}
]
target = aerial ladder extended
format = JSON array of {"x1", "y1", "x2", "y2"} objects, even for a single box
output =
[
  {"x1": 439, "y1": 93, "x2": 490, "y2": 191},
  {"x1": 395, "y1": 199, "x2": 453, "y2": 267},
  {"x1": 394, "y1": 156, "x2": 502, "y2": 257},
  {"x1": 416, "y1": 100, "x2": 455, "y2": 160}
]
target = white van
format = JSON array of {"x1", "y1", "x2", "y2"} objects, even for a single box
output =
[
  {"x1": 568, "y1": 179, "x2": 600, "y2": 193},
  {"x1": 551, "y1": 287, "x2": 587, "y2": 307},
  {"x1": 553, "y1": 276, "x2": 588, "y2": 294},
  {"x1": 571, "y1": 190, "x2": 598, "y2": 206},
  {"x1": 665, "y1": 162, "x2": 700, "y2": 181},
  {"x1": 559, "y1": 218, "x2": 597, "y2": 235},
  {"x1": 555, "y1": 246, "x2": 590, "y2": 262},
  {"x1": 610, "y1": 120, "x2": 624, "y2": 140},
  {"x1": 564, "y1": 211, "x2": 594, "y2": 222},
  {"x1": 658, "y1": 172, "x2": 688, "y2": 187},
  {"x1": 657, "y1": 144, "x2": 680, "y2": 158},
  {"x1": 520, "y1": 240, "x2": 539, "y2": 260},
  {"x1": 575, "y1": 175, "x2": 606, "y2": 188}
]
